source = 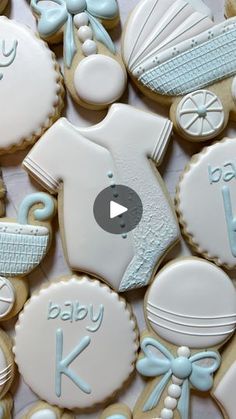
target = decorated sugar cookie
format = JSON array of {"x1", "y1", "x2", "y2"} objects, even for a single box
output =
[
  {"x1": 0, "y1": 0, "x2": 8, "y2": 14},
  {"x1": 130, "y1": 258, "x2": 236, "y2": 419},
  {"x1": 31, "y1": 0, "x2": 126, "y2": 110},
  {"x1": 23, "y1": 401, "x2": 75, "y2": 419},
  {"x1": 14, "y1": 275, "x2": 138, "y2": 410},
  {"x1": 100, "y1": 404, "x2": 132, "y2": 419},
  {"x1": 23, "y1": 104, "x2": 179, "y2": 292},
  {"x1": 0, "y1": 393, "x2": 13, "y2": 418},
  {"x1": 0, "y1": 17, "x2": 63, "y2": 154},
  {"x1": 0, "y1": 329, "x2": 15, "y2": 400},
  {"x1": 176, "y1": 137, "x2": 236, "y2": 269},
  {"x1": 122, "y1": 0, "x2": 236, "y2": 142}
]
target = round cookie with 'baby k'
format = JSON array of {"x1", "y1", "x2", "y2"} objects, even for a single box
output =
[
  {"x1": 14, "y1": 275, "x2": 138, "y2": 410},
  {"x1": 122, "y1": 0, "x2": 236, "y2": 142},
  {"x1": 0, "y1": 16, "x2": 63, "y2": 154},
  {"x1": 129, "y1": 258, "x2": 236, "y2": 419},
  {"x1": 31, "y1": 0, "x2": 127, "y2": 110},
  {"x1": 176, "y1": 137, "x2": 236, "y2": 269}
]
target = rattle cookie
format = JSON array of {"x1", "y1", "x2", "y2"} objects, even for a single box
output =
[
  {"x1": 31, "y1": 0, "x2": 127, "y2": 110},
  {"x1": 0, "y1": 0, "x2": 8, "y2": 14},
  {"x1": 122, "y1": 0, "x2": 236, "y2": 142},
  {"x1": 133, "y1": 258, "x2": 236, "y2": 419},
  {"x1": 23, "y1": 104, "x2": 179, "y2": 293},
  {"x1": 0, "y1": 17, "x2": 63, "y2": 154},
  {"x1": 14, "y1": 275, "x2": 138, "y2": 410},
  {"x1": 22, "y1": 402, "x2": 75, "y2": 419},
  {"x1": 176, "y1": 137, "x2": 236, "y2": 269}
]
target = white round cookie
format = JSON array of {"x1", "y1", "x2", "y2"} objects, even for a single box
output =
[
  {"x1": 0, "y1": 17, "x2": 62, "y2": 153},
  {"x1": 177, "y1": 138, "x2": 236, "y2": 268},
  {"x1": 145, "y1": 258, "x2": 236, "y2": 348},
  {"x1": 14, "y1": 276, "x2": 138, "y2": 410}
]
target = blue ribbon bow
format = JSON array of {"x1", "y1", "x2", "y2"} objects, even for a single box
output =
[
  {"x1": 136, "y1": 337, "x2": 221, "y2": 419},
  {"x1": 31, "y1": 0, "x2": 118, "y2": 68}
]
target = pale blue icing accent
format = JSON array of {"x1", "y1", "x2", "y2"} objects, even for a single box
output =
[
  {"x1": 0, "y1": 40, "x2": 18, "y2": 81},
  {"x1": 31, "y1": 0, "x2": 117, "y2": 68},
  {"x1": 47, "y1": 301, "x2": 104, "y2": 331},
  {"x1": 18, "y1": 192, "x2": 55, "y2": 224},
  {"x1": 0, "y1": 406, "x2": 4, "y2": 419},
  {"x1": 139, "y1": 25, "x2": 236, "y2": 96},
  {"x1": 55, "y1": 329, "x2": 91, "y2": 397},
  {"x1": 222, "y1": 185, "x2": 236, "y2": 257},
  {"x1": 177, "y1": 377, "x2": 189, "y2": 419},
  {"x1": 137, "y1": 336, "x2": 221, "y2": 413},
  {"x1": 107, "y1": 415, "x2": 126, "y2": 419}
]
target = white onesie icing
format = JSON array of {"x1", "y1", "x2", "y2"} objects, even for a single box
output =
[
  {"x1": 23, "y1": 104, "x2": 179, "y2": 292},
  {"x1": 145, "y1": 258, "x2": 236, "y2": 348},
  {"x1": 14, "y1": 276, "x2": 138, "y2": 410},
  {"x1": 0, "y1": 17, "x2": 61, "y2": 152},
  {"x1": 177, "y1": 138, "x2": 236, "y2": 268}
]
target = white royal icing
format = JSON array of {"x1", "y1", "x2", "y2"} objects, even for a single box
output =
[
  {"x1": 145, "y1": 258, "x2": 236, "y2": 348},
  {"x1": 176, "y1": 90, "x2": 225, "y2": 141},
  {"x1": 214, "y1": 361, "x2": 236, "y2": 419},
  {"x1": 0, "y1": 277, "x2": 15, "y2": 319},
  {"x1": 30, "y1": 409, "x2": 57, "y2": 419},
  {"x1": 0, "y1": 17, "x2": 61, "y2": 152},
  {"x1": 14, "y1": 276, "x2": 138, "y2": 410},
  {"x1": 74, "y1": 55, "x2": 127, "y2": 106},
  {"x1": 23, "y1": 104, "x2": 179, "y2": 292},
  {"x1": 177, "y1": 138, "x2": 236, "y2": 268}
]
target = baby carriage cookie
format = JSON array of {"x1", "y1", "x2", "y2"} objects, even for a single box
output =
[
  {"x1": 122, "y1": 0, "x2": 236, "y2": 142},
  {"x1": 0, "y1": 17, "x2": 64, "y2": 154},
  {"x1": 0, "y1": 192, "x2": 55, "y2": 321},
  {"x1": 0, "y1": 0, "x2": 8, "y2": 14},
  {"x1": 31, "y1": 0, "x2": 127, "y2": 110},
  {"x1": 14, "y1": 275, "x2": 138, "y2": 410},
  {"x1": 23, "y1": 104, "x2": 179, "y2": 292},
  {"x1": 23, "y1": 401, "x2": 75, "y2": 419},
  {"x1": 132, "y1": 258, "x2": 236, "y2": 419},
  {"x1": 176, "y1": 137, "x2": 236, "y2": 269}
]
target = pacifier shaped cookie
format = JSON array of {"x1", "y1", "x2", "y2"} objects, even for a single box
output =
[
  {"x1": 0, "y1": 192, "x2": 55, "y2": 322},
  {"x1": 122, "y1": 0, "x2": 236, "y2": 142},
  {"x1": 0, "y1": 0, "x2": 8, "y2": 14},
  {"x1": 14, "y1": 275, "x2": 138, "y2": 410},
  {"x1": 133, "y1": 258, "x2": 236, "y2": 419},
  {"x1": 31, "y1": 0, "x2": 127, "y2": 110},
  {"x1": 23, "y1": 104, "x2": 179, "y2": 293},
  {"x1": 176, "y1": 137, "x2": 236, "y2": 269},
  {"x1": 22, "y1": 401, "x2": 75, "y2": 419},
  {"x1": 0, "y1": 17, "x2": 64, "y2": 154}
]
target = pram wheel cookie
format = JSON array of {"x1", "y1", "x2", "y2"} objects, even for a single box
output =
[{"x1": 176, "y1": 90, "x2": 225, "y2": 141}]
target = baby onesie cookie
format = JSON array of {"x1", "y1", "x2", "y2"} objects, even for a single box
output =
[
  {"x1": 0, "y1": 329, "x2": 15, "y2": 400},
  {"x1": 31, "y1": 0, "x2": 126, "y2": 110},
  {"x1": 0, "y1": 17, "x2": 63, "y2": 154},
  {"x1": 133, "y1": 258, "x2": 236, "y2": 419},
  {"x1": 23, "y1": 402, "x2": 75, "y2": 419},
  {"x1": 0, "y1": 393, "x2": 13, "y2": 418},
  {"x1": 100, "y1": 404, "x2": 132, "y2": 419},
  {"x1": 122, "y1": 0, "x2": 236, "y2": 142},
  {"x1": 0, "y1": 0, "x2": 8, "y2": 14},
  {"x1": 14, "y1": 275, "x2": 138, "y2": 410},
  {"x1": 176, "y1": 137, "x2": 236, "y2": 269},
  {"x1": 23, "y1": 104, "x2": 179, "y2": 292}
]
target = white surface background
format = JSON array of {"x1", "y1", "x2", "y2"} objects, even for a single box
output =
[{"x1": 1, "y1": 0, "x2": 235, "y2": 417}]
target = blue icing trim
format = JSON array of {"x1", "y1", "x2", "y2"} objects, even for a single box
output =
[
  {"x1": 222, "y1": 185, "x2": 236, "y2": 257},
  {"x1": 18, "y1": 192, "x2": 55, "y2": 225},
  {"x1": 107, "y1": 415, "x2": 127, "y2": 419},
  {"x1": 139, "y1": 25, "x2": 236, "y2": 96},
  {"x1": 55, "y1": 329, "x2": 91, "y2": 397},
  {"x1": 31, "y1": 0, "x2": 117, "y2": 68},
  {"x1": 137, "y1": 337, "x2": 221, "y2": 414}
]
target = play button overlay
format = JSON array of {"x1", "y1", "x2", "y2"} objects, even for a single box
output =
[{"x1": 93, "y1": 185, "x2": 143, "y2": 236}]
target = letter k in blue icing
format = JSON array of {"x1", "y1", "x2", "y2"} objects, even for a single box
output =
[{"x1": 55, "y1": 329, "x2": 92, "y2": 397}]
